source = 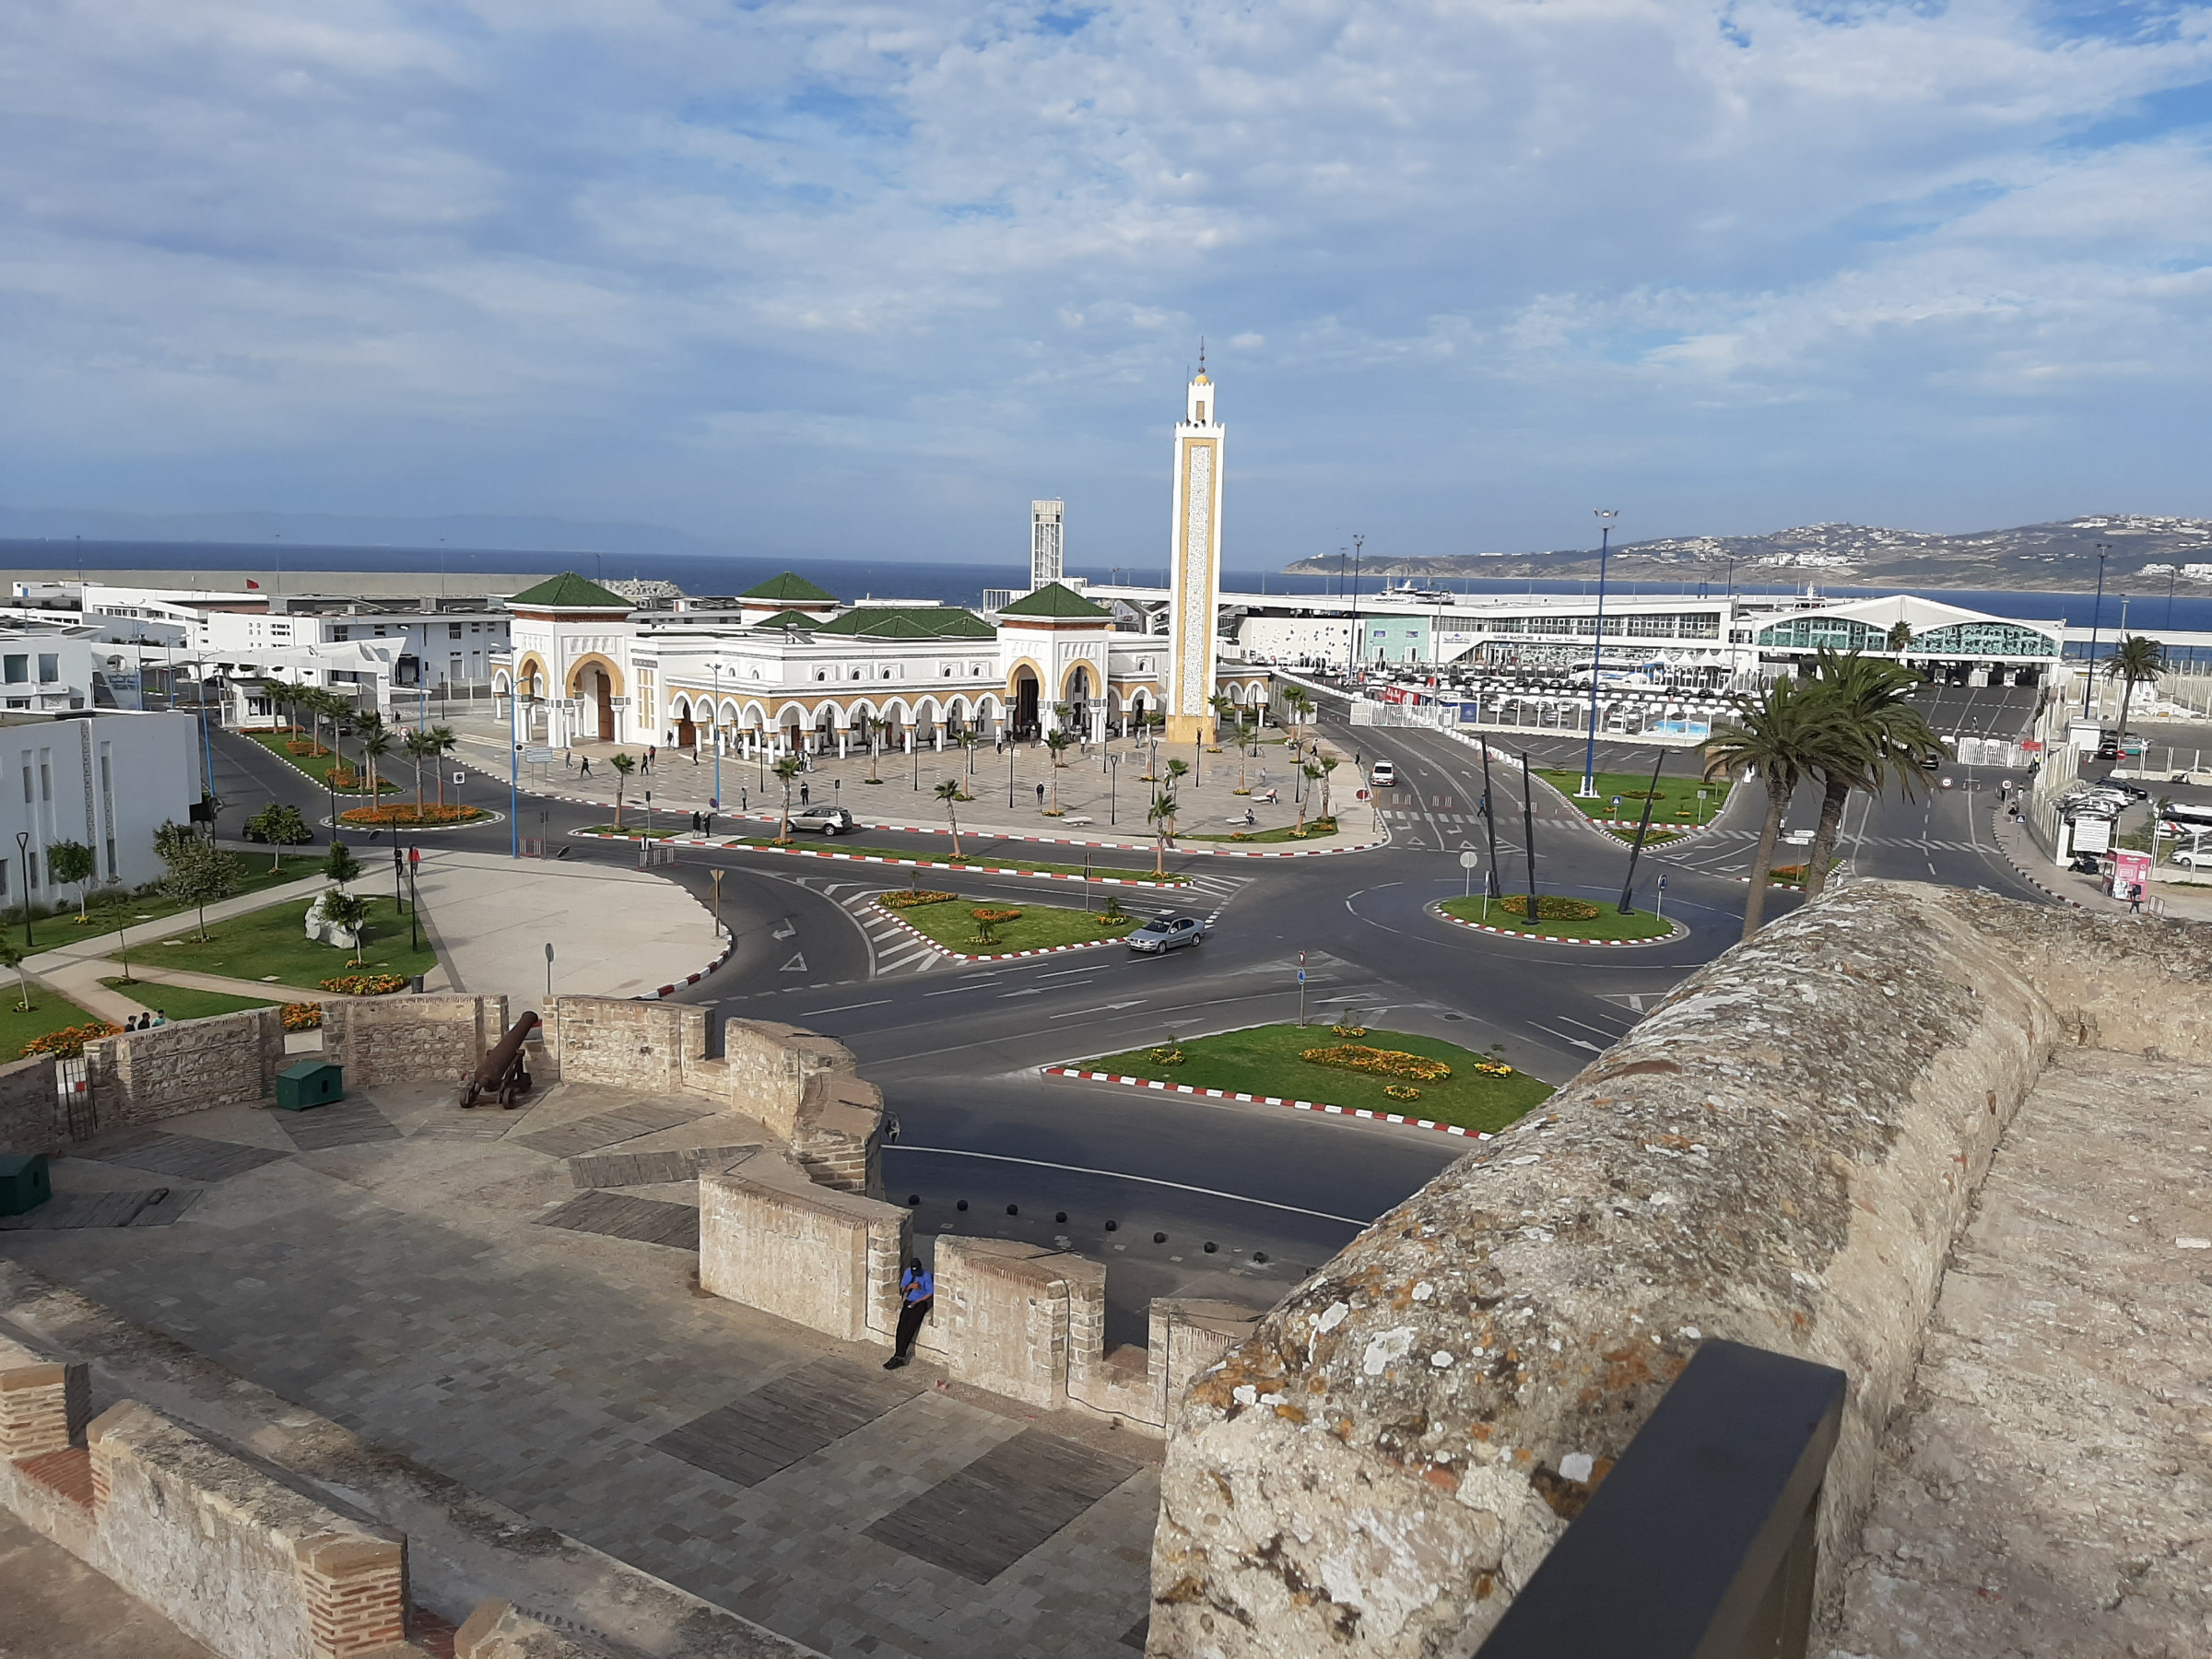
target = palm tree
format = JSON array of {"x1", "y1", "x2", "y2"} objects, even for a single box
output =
[
  {"x1": 773, "y1": 755, "x2": 804, "y2": 841},
  {"x1": 1281, "y1": 687, "x2": 1314, "y2": 751},
  {"x1": 1318, "y1": 755, "x2": 1340, "y2": 820},
  {"x1": 1044, "y1": 729, "x2": 1071, "y2": 769},
  {"x1": 1147, "y1": 791, "x2": 1179, "y2": 877},
  {"x1": 1799, "y1": 650, "x2": 1946, "y2": 902},
  {"x1": 861, "y1": 715, "x2": 886, "y2": 784},
  {"x1": 956, "y1": 727, "x2": 982, "y2": 777},
  {"x1": 935, "y1": 778, "x2": 966, "y2": 856},
  {"x1": 610, "y1": 753, "x2": 637, "y2": 830},
  {"x1": 1702, "y1": 676, "x2": 1850, "y2": 940},
  {"x1": 1297, "y1": 762, "x2": 1324, "y2": 831},
  {"x1": 1208, "y1": 693, "x2": 1236, "y2": 752},
  {"x1": 429, "y1": 725, "x2": 458, "y2": 806},
  {"x1": 0, "y1": 937, "x2": 31, "y2": 1012},
  {"x1": 2103, "y1": 635, "x2": 2166, "y2": 760},
  {"x1": 358, "y1": 722, "x2": 394, "y2": 799},
  {"x1": 1885, "y1": 620, "x2": 1913, "y2": 657},
  {"x1": 403, "y1": 729, "x2": 436, "y2": 812}
]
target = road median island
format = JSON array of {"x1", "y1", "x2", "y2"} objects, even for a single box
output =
[
  {"x1": 720, "y1": 836, "x2": 1186, "y2": 885},
  {"x1": 1435, "y1": 892, "x2": 1682, "y2": 945},
  {"x1": 873, "y1": 891, "x2": 1141, "y2": 959},
  {"x1": 1068, "y1": 1022, "x2": 1552, "y2": 1135},
  {"x1": 242, "y1": 728, "x2": 401, "y2": 794},
  {"x1": 144, "y1": 894, "x2": 437, "y2": 987},
  {"x1": 1535, "y1": 767, "x2": 1729, "y2": 831}
]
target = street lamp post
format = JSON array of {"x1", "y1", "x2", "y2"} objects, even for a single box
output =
[
  {"x1": 2081, "y1": 543, "x2": 2110, "y2": 719},
  {"x1": 506, "y1": 670, "x2": 523, "y2": 858},
  {"x1": 14, "y1": 832, "x2": 31, "y2": 948},
  {"x1": 706, "y1": 661, "x2": 724, "y2": 809},
  {"x1": 1581, "y1": 510, "x2": 1619, "y2": 797}
]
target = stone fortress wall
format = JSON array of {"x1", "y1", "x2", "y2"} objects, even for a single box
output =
[{"x1": 1143, "y1": 882, "x2": 2212, "y2": 1658}]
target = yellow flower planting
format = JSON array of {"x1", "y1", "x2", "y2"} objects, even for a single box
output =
[
  {"x1": 18, "y1": 1020, "x2": 124, "y2": 1060},
  {"x1": 879, "y1": 890, "x2": 957, "y2": 909},
  {"x1": 1299, "y1": 1044, "x2": 1453, "y2": 1084},
  {"x1": 281, "y1": 1002, "x2": 324, "y2": 1030}
]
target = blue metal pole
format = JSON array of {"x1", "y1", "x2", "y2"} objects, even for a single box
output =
[{"x1": 1582, "y1": 514, "x2": 1617, "y2": 795}]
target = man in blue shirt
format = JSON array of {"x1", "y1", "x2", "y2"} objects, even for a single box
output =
[{"x1": 885, "y1": 1256, "x2": 933, "y2": 1371}]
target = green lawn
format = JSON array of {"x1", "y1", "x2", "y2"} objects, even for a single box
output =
[
  {"x1": 1537, "y1": 769, "x2": 1729, "y2": 826},
  {"x1": 99, "y1": 978, "x2": 278, "y2": 1020},
  {"x1": 730, "y1": 837, "x2": 1182, "y2": 884},
  {"x1": 35, "y1": 855, "x2": 324, "y2": 939},
  {"x1": 143, "y1": 894, "x2": 436, "y2": 987},
  {"x1": 1086, "y1": 1022, "x2": 1552, "y2": 1134},
  {"x1": 1440, "y1": 893, "x2": 1677, "y2": 941},
  {"x1": 1182, "y1": 817, "x2": 1339, "y2": 844},
  {"x1": 243, "y1": 730, "x2": 399, "y2": 794},
  {"x1": 0, "y1": 987, "x2": 107, "y2": 1060},
  {"x1": 880, "y1": 895, "x2": 1138, "y2": 954}
]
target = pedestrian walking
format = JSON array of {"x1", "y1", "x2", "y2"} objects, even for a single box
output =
[
  {"x1": 564, "y1": 748, "x2": 573, "y2": 771},
  {"x1": 580, "y1": 756, "x2": 592, "y2": 778},
  {"x1": 800, "y1": 781, "x2": 810, "y2": 806},
  {"x1": 1035, "y1": 782, "x2": 1046, "y2": 806},
  {"x1": 884, "y1": 1257, "x2": 934, "y2": 1370},
  {"x1": 646, "y1": 746, "x2": 656, "y2": 773}
]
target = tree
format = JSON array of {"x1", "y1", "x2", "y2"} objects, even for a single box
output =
[
  {"x1": 1318, "y1": 755, "x2": 1340, "y2": 821},
  {"x1": 1280, "y1": 687, "x2": 1314, "y2": 751},
  {"x1": 243, "y1": 804, "x2": 312, "y2": 871},
  {"x1": 160, "y1": 839, "x2": 241, "y2": 942},
  {"x1": 772, "y1": 755, "x2": 804, "y2": 841},
  {"x1": 404, "y1": 728, "x2": 438, "y2": 812},
  {"x1": 1147, "y1": 792, "x2": 1180, "y2": 877},
  {"x1": 324, "y1": 841, "x2": 363, "y2": 889},
  {"x1": 1042, "y1": 729, "x2": 1071, "y2": 804},
  {"x1": 1885, "y1": 620, "x2": 1913, "y2": 656},
  {"x1": 1297, "y1": 762, "x2": 1324, "y2": 831},
  {"x1": 2103, "y1": 635, "x2": 2166, "y2": 759},
  {"x1": 45, "y1": 840, "x2": 97, "y2": 921},
  {"x1": 1799, "y1": 651, "x2": 1945, "y2": 903},
  {"x1": 609, "y1": 752, "x2": 638, "y2": 830},
  {"x1": 934, "y1": 778, "x2": 966, "y2": 856},
  {"x1": 0, "y1": 937, "x2": 29, "y2": 1012},
  {"x1": 319, "y1": 889, "x2": 370, "y2": 967},
  {"x1": 1702, "y1": 677, "x2": 1849, "y2": 940},
  {"x1": 429, "y1": 725, "x2": 458, "y2": 807},
  {"x1": 955, "y1": 727, "x2": 982, "y2": 777},
  {"x1": 152, "y1": 819, "x2": 196, "y2": 863},
  {"x1": 358, "y1": 720, "x2": 394, "y2": 798},
  {"x1": 1208, "y1": 693, "x2": 1236, "y2": 746}
]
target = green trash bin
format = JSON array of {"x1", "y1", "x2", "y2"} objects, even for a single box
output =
[
  {"x1": 275, "y1": 1061, "x2": 344, "y2": 1112},
  {"x1": 0, "y1": 1153, "x2": 52, "y2": 1217}
]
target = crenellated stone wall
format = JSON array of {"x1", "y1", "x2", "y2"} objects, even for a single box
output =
[
  {"x1": 1143, "y1": 882, "x2": 2212, "y2": 1659},
  {"x1": 0, "y1": 1055, "x2": 62, "y2": 1157},
  {"x1": 324, "y1": 993, "x2": 507, "y2": 1088},
  {"x1": 84, "y1": 1007, "x2": 288, "y2": 1129}
]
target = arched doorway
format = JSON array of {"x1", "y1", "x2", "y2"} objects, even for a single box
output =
[
  {"x1": 1012, "y1": 667, "x2": 1041, "y2": 736},
  {"x1": 589, "y1": 668, "x2": 614, "y2": 740},
  {"x1": 674, "y1": 699, "x2": 697, "y2": 750}
]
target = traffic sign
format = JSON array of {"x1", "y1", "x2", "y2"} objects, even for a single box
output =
[
  {"x1": 1458, "y1": 850, "x2": 1481, "y2": 868},
  {"x1": 1297, "y1": 970, "x2": 1307, "y2": 982}
]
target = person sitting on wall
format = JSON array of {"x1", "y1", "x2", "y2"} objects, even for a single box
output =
[{"x1": 884, "y1": 1258, "x2": 934, "y2": 1371}]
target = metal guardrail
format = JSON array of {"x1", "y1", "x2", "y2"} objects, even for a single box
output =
[{"x1": 1476, "y1": 1339, "x2": 1847, "y2": 1659}]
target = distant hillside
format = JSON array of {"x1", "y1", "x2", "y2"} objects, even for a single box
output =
[{"x1": 1285, "y1": 516, "x2": 2212, "y2": 594}]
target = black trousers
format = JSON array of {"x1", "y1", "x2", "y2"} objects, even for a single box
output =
[{"x1": 894, "y1": 1296, "x2": 933, "y2": 1358}]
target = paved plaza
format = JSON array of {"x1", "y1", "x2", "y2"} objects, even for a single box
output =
[
  {"x1": 5, "y1": 1081, "x2": 1168, "y2": 1659},
  {"x1": 441, "y1": 710, "x2": 1384, "y2": 854}
]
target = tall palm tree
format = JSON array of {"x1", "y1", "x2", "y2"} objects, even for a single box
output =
[
  {"x1": 1885, "y1": 620, "x2": 1913, "y2": 656},
  {"x1": 861, "y1": 715, "x2": 886, "y2": 784},
  {"x1": 1147, "y1": 791, "x2": 1179, "y2": 877},
  {"x1": 2103, "y1": 635, "x2": 2166, "y2": 759},
  {"x1": 403, "y1": 729, "x2": 437, "y2": 812},
  {"x1": 772, "y1": 755, "x2": 804, "y2": 841},
  {"x1": 609, "y1": 752, "x2": 637, "y2": 830},
  {"x1": 1297, "y1": 762, "x2": 1324, "y2": 831},
  {"x1": 429, "y1": 725, "x2": 458, "y2": 806},
  {"x1": 935, "y1": 777, "x2": 966, "y2": 856},
  {"x1": 1702, "y1": 676, "x2": 1849, "y2": 940},
  {"x1": 1208, "y1": 693, "x2": 1236, "y2": 752},
  {"x1": 358, "y1": 722, "x2": 394, "y2": 799},
  {"x1": 1800, "y1": 650, "x2": 1946, "y2": 902}
]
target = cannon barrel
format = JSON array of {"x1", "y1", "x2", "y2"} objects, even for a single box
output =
[{"x1": 461, "y1": 1011, "x2": 540, "y2": 1107}]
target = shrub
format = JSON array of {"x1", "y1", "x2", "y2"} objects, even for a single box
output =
[
  {"x1": 281, "y1": 1002, "x2": 324, "y2": 1030},
  {"x1": 337, "y1": 804, "x2": 485, "y2": 827},
  {"x1": 1474, "y1": 1060, "x2": 1516, "y2": 1077},
  {"x1": 879, "y1": 889, "x2": 957, "y2": 909},
  {"x1": 19, "y1": 1020, "x2": 124, "y2": 1060},
  {"x1": 970, "y1": 906, "x2": 1022, "y2": 947},
  {"x1": 1499, "y1": 893, "x2": 1601, "y2": 922},
  {"x1": 319, "y1": 973, "x2": 409, "y2": 996},
  {"x1": 1148, "y1": 1046, "x2": 1185, "y2": 1066},
  {"x1": 1330, "y1": 1022, "x2": 1368, "y2": 1039},
  {"x1": 1300, "y1": 1044, "x2": 1453, "y2": 1083},
  {"x1": 1382, "y1": 1084, "x2": 1422, "y2": 1102}
]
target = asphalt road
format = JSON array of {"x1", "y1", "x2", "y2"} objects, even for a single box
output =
[{"x1": 206, "y1": 712, "x2": 2050, "y2": 1334}]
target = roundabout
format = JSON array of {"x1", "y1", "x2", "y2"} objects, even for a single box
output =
[{"x1": 1430, "y1": 893, "x2": 1689, "y2": 947}]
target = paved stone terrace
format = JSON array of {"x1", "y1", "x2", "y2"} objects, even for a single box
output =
[
  {"x1": 1, "y1": 1083, "x2": 1161, "y2": 1659},
  {"x1": 1829, "y1": 1047, "x2": 2212, "y2": 1658}
]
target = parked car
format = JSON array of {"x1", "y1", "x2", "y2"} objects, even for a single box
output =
[
  {"x1": 788, "y1": 805, "x2": 856, "y2": 835},
  {"x1": 1126, "y1": 915, "x2": 1206, "y2": 954},
  {"x1": 2171, "y1": 846, "x2": 2212, "y2": 869},
  {"x1": 1370, "y1": 761, "x2": 1397, "y2": 788}
]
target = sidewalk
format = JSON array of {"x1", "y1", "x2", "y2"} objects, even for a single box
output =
[
  {"x1": 444, "y1": 711, "x2": 1388, "y2": 856},
  {"x1": 1987, "y1": 806, "x2": 2212, "y2": 922}
]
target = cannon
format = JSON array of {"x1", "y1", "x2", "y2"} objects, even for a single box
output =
[{"x1": 461, "y1": 1011, "x2": 540, "y2": 1109}]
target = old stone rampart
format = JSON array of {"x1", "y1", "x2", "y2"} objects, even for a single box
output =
[
  {"x1": 698, "y1": 1186, "x2": 1259, "y2": 1431},
  {"x1": 324, "y1": 992, "x2": 506, "y2": 1088},
  {"x1": 85, "y1": 1006, "x2": 288, "y2": 1129},
  {"x1": 1145, "y1": 882, "x2": 2212, "y2": 1658},
  {"x1": 0, "y1": 1055, "x2": 62, "y2": 1156}
]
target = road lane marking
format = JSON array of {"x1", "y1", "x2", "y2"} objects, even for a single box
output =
[
  {"x1": 1049, "y1": 1000, "x2": 1146, "y2": 1019},
  {"x1": 888, "y1": 1146, "x2": 1370, "y2": 1225},
  {"x1": 1529, "y1": 1020, "x2": 1603, "y2": 1053},
  {"x1": 798, "y1": 998, "x2": 892, "y2": 1016}
]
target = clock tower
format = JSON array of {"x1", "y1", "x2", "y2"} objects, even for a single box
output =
[{"x1": 1165, "y1": 366, "x2": 1224, "y2": 746}]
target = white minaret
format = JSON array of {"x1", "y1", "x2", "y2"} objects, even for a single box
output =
[
  {"x1": 1166, "y1": 364, "x2": 1223, "y2": 746},
  {"x1": 1030, "y1": 500, "x2": 1065, "y2": 590}
]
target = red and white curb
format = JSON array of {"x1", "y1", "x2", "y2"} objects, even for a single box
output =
[
  {"x1": 1428, "y1": 900, "x2": 1688, "y2": 947},
  {"x1": 601, "y1": 835, "x2": 1190, "y2": 888},
  {"x1": 1042, "y1": 1066, "x2": 1492, "y2": 1139},
  {"x1": 870, "y1": 900, "x2": 1132, "y2": 964},
  {"x1": 641, "y1": 930, "x2": 736, "y2": 998}
]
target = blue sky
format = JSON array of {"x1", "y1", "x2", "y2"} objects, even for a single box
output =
[{"x1": 5, "y1": 0, "x2": 2212, "y2": 565}]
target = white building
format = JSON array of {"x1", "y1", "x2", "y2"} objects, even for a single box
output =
[
  {"x1": 1031, "y1": 500, "x2": 1065, "y2": 590},
  {"x1": 0, "y1": 707, "x2": 203, "y2": 909}
]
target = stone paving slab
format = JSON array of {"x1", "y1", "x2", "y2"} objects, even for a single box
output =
[
  {"x1": 654, "y1": 1359, "x2": 924, "y2": 1487},
  {"x1": 865, "y1": 1428, "x2": 1146, "y2": 1584},
  {"x1": 0, "y1": 1188, "x2": 189, "y2": 1230},
  {"x1": 270, "y1": 1100, "x2": 403, "y2": 1151},
  {"x1": 518, "y1": 1101, "x2": 712, "y2": 1159},
  {"x1": 568, "y1": 1146, "x2": 759, "y2": 1188},
  {"x1": 87, "y1": 1131, "x2": 291, "y2": 1182},
  {"x1": 535, "y1": 1190, "x2": 701, "y2": 1250}
]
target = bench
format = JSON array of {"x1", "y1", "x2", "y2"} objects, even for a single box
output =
[{"x1": 1063, "y1": 816, "x2": 1094, "y2": 827}]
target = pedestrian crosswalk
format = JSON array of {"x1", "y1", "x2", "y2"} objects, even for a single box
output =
[{"x1": 786, "y1": 870, "x2": 1253, "y2": 978}]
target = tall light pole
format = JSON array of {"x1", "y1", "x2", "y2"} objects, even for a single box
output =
[
  {"x1": 507, "y1": 666, "x2": 524, "y2": 858},
  {"x1": 705, "y1": 660, "x2": 724, "y2": 809},
  {"x1": 1580, "y1": 510, "x2": 1619, "y2": 796},
  {"x1": 2081, "y1": 543, "x2": 2110, "y2": 719}
]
